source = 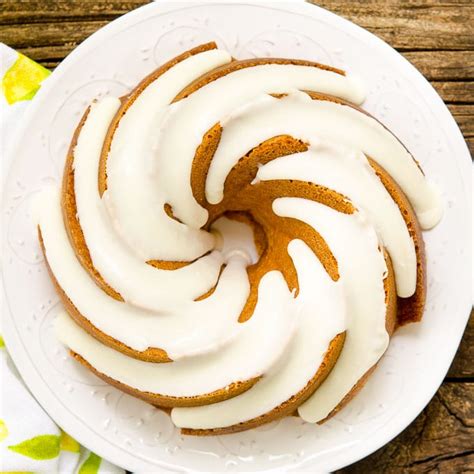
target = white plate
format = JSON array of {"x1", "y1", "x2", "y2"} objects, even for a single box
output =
[{"x1": 2, "y1": 1, "x2": 471, "y2": 472}]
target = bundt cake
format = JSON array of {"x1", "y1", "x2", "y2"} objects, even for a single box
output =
[{"x1": 34, "y1": 42, "x2": 442, "y2": 434}]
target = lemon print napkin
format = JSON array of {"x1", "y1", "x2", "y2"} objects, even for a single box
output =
[
  {"x1": 0, "y1": 43, "x2": 126, "y2": 474},
  {"x1": 1, "y1": 46, "x2": 50, "y2": 105}
]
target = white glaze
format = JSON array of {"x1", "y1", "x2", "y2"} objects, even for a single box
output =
[
  {"x1": 171, "y1": 239, "x2": 345, "y2": 429},
  {"x1": 55, "y1": 266, "x2": 300, "y2": 397},
  {"x1": 105, "y1": 49, "x2": 231, "y2": 261},
  {"x1": 257, "y1": 145, "x2": 416, "y2": 297},
  {"x1": 57, "y1": 239, "x2": 344, "y2": 404},
  {"x1": 269, "y1": 199, "x2": 390, "y2": 424},
  {"x1": 205, "y1": 91, "x2": 442, "y2": 230},
  {"x1": 74, "y1": 98, "x2": 223, "y2": 312},
  {"x1": 155, "y1": 64, "x2": 365, "y2": 228},
  {"x1": 38, "y1": 187, "x2": 251, "y2": 359}
]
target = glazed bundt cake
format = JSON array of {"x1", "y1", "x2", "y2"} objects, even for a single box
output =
[{"x1": 35, "y1": 42, "x2": 442, "y2": 434}]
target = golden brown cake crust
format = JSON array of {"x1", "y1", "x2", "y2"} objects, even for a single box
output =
[
  {"x1": 70, "y1": 352, "x2": 261, "y2": 408},
  {"x1": 369, "y1": 159, "x2": 426, "y2": 326},
  {"x1": 61, "y1": 107, "x2": 123, "y2": 302}
]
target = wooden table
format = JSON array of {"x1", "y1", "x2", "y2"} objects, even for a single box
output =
[{"x1": 1, "y1": 1, "x2": 472, "y2": 472}]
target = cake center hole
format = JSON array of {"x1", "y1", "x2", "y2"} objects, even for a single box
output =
[{"x1": 210, "y1": 212, "x2": 265, "y2": 265}]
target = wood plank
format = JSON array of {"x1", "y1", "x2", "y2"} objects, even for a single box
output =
[
  {"x1": 448, "y1": 312, "x2": 474, "y2": 379},
  {"x1": 432, "y1": 81, "x2": 474, "y2": 103},
  {"x1": 0, "y1": 21, "x2": 111, "y2": 50},
  {"x1": 448, "y1": 105, "x2": 474, "y2": 156},
  {"x1": 403, "y1": 51, "x2": 474, "y2": 81},
  {"x1": 13, "y1": 45, "x2": 80, "y2": 68},
  {"x1": 313, "y1": 0, "x2": 474, "y2": 50},
  {"x1": 467, "y1": 138, "x2": 474, "y2": 157},
  {"x1": 338, "y1": 383, "x2": 474, "y2": 473},
  {"x1": 2, "y1": 1, "x2": 474, "y2": 50},
  {"x1": 449, "y1": 105, "x2": 474, "y2": 138},
  {"x1": 0, "y1": 1, "x2": 147, "y2": 24}
]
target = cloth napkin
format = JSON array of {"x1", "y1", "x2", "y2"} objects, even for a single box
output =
[{"x1": 0, "y1": 43, "x2": 126, "y2": 474}]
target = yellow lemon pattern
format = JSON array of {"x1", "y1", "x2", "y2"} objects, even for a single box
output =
[
  {"x1": 0, "y1": 335, "x2": 5, "y2": 349},
  {"x1": 0, "y1": 419, "x2": 8, "y2": 442},
  {"x1": 0, "y1": 471, "x2": 33, "y2": 473},
  {"x1": 1, "y1": 54, "x2": 50, "y2": 105},
  {"x1": 59, "y1": 429, "x2": 80, "y2": 453}
]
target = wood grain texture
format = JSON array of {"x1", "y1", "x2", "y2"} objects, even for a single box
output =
[
  {"x1": 403, "y1": 51, "x2": 474, "y2": 81},
  {"x1": 312, "y1": 0, "x2": 474, "y2": 50},
  {"x1": 338, "y1": 383, "x2": 474, "y2": 473},
  {"x1": 0, "y1": 1, "x2": 472, "y2": 472},
  {"x1": 448, "y1": 310, "x2": 474, "y2": 379}
]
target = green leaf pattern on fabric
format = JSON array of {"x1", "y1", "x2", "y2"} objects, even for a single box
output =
[
  {"x1": 0, "y1": 419, "x2": 8, "y2": 442},
  {"x1": 8, "y1": 434, "x2": 60, "y2": 460},
  {"x1": 78, "y1": 452, "x2": 102, "y2": 474}
]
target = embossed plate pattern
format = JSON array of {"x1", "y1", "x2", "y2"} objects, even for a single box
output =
[{"x1": 1, "y1": 1, "x2": 471, "y2": 472}]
